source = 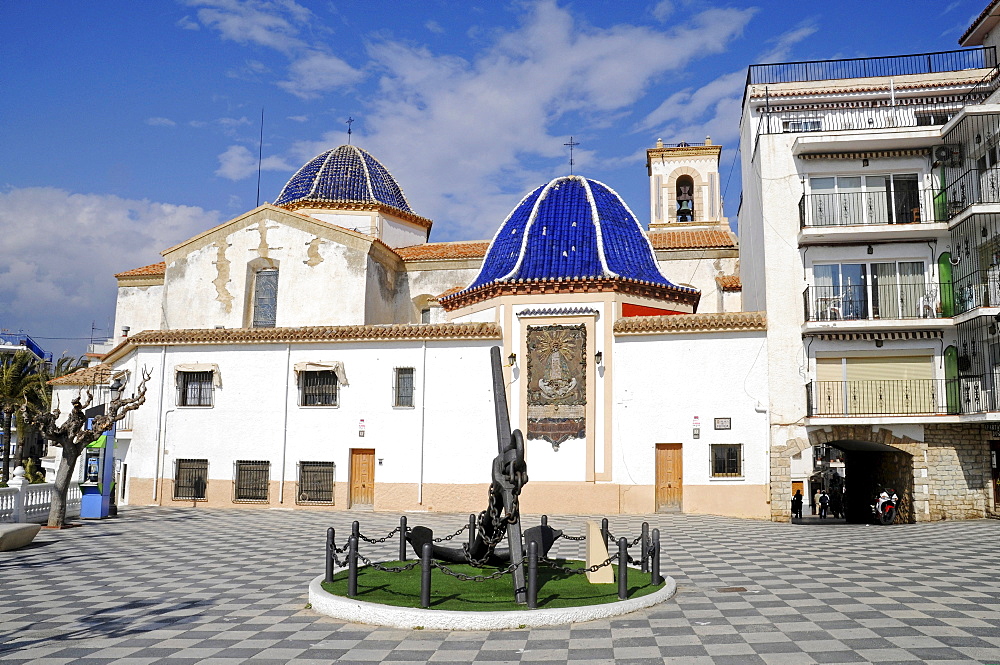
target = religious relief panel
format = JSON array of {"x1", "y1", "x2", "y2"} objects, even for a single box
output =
[{"x1": 526, "y1": 324, "x2": 587, "y2": 447}]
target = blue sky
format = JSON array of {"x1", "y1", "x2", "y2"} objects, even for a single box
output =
[{"x1": 0, "y1": 0, "x2": 986, "y2": 357}]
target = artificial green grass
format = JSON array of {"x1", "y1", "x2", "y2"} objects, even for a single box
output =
[{"x1": 321, "y1": 559, "x2": 663, "y2": 611}]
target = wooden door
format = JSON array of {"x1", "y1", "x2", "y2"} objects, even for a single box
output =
[
  {"x1": 792, "y1": 481, "x2": 804, "y2": 497},
  {"x1": 655, "y1": 443, "x2": 682, "y2": 512},
  {"x1": 350, "y1": 448, "x2": 375, "y2": 508}
]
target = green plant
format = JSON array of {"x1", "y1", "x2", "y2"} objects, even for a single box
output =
[{"x1": 24, "y1": 458, "x2": 46, "y2": 483}]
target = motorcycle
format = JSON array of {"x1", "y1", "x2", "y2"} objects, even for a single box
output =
[{"x1": 871, "y1": 489, "x2": 899, "y2": 525}]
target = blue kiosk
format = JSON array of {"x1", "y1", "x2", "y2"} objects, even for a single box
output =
[{"x1": 79, "y1": 379, "x2": 122, "y2": 520}]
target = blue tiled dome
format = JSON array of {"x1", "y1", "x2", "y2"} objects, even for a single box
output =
[
  {"x1": 274, "y1": 145, "x2": 413, "y2": 213},
  {"x1": 460, "y1": 175, "x2": 695, "y2": 295}
]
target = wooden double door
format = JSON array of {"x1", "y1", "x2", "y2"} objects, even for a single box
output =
[
  {"x1": 655, "y1": 443, "x2": 683, "y2": 512},
  {"x1": 349, "y1": 448, "x2": 375, "y2": 508}
]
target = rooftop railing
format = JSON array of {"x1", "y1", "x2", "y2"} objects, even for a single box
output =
[
  {"x1": 748, "y1": 47, "x2": 996, "y2": 87},
  {"x1": 0, "y1": 331, "x2": 52, "y2": 362}
]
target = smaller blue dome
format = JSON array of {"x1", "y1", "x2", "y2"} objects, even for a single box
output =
[
  {"x1": 460, "y1": 175, "x2": 696, "y2": 296},
  {"x1": 274, "y1": 145, "x2": 412, "y2": 213}
]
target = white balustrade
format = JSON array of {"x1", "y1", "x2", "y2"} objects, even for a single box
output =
[{"x1": 0, "y1": 467, "x2": 82, "y2": 523}]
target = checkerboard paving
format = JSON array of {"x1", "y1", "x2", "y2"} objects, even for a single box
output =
[{"x1": 2, "y1": 507, "x2": 1000, "y2": 664}]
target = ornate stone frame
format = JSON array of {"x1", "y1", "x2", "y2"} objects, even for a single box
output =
[{"x1": 665, "y1": 167, "x2": 704, "y2": 224}]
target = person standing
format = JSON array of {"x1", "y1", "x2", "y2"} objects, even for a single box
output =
[
  {"x1": 791, "y1": 490, "x2": 803, "y2": 519},
  {"x1": 830, "y1": 488, "x2": 843, "y2": 519},
  {"x1": 813, "y1": 489, "x2": 820, "y2": 515},
  {"x1": 819, "y1": 491, "x2": 830, "y2": 519}
]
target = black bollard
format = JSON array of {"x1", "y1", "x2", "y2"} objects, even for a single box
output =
[
  {"x1": 325, "y1": 527, "x2": 336, "y2": 584},
  {"x1": 601, "y1": 518, "x2": 609, "y2": 550},
  {"x1": 651, "y1": 528, "x2": 662, "y2": 585},
  {"x1": 618, "y1": 537, "x2": 628, "y2": 600},
  {"x1": 468, "y1": 513, "x2": 477, "y2": 551},
  {"x1": 399, "y1": 516, "x2": 408, "y2": 561},
  {"x1": 352, "y1": 520, "x2": 360, "y2": 539},
  {"x1": 347, "y1": 535, "x2": 359, "y2": 597},
  {"x1": 640, "y1": 522, "x2": 649, "y2": 573},
  {"x1": 540, "y1": 514, "x2": 547, "y2": 527},
  {"x1": 527, "y1": 540, "x2": 538, "y2": 609},
  {"x1": 420, "y1": 542, "x2": 433, "y2": 609}
]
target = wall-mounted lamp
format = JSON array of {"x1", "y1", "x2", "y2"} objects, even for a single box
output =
[
  {"x1": 508, "y1": 352, "x2": 517, "y2": 367},
  {"x1": 378, "y1": 458, "x2": 384, "y2": 466},
  {"x1": 875, "y1": 339, "x2": 884, "y2": 348},
  {"x1": 990, "y1": 323, "x2": 997, "y2": 336},
  {"x1": 984, "y1": 226, "x2": 990, "y2": 238},
  {"x1": 594, "y1": 351, "x2": 603, "y2": 365},
  {"x1": 862, "y1": 158, "x2": 869, "y2": 167},
  {"x1": 109, "y1": 377, "x2": 125, "y2": 402},
  {"x1": 867, "y1": 245, "x2": 874, "y2": 255}
]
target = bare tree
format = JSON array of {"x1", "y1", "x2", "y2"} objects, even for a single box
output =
[{"x1": 26, "y1": 368, "x2": 151, "y2": 527}]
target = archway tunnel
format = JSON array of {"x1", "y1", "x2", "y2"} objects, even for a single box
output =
[{"x1": 816, "y1": 439, "x2": 914, "y2": 524}]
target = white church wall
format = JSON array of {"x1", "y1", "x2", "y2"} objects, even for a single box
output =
[
  {"x1": 381, "y1": 216, "x2": 429, "y2": 249},
  {"x1": 613, "y1": 330, "x2": 770, "y2": 518},
  {"x1": 162, "y1": 214, "x2": 372, "y2": 330},
  {"x1": 309, "y1": 211, "x2": 377, "y2": 236},
  {"x1": 114, "y1": 283, "x2": 164, "y2": 340},
  {"x1": 654, "y1": 253, "x2": 739, "y2": 314}
]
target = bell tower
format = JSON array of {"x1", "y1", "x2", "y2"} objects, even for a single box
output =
[{"x1": 646, "y1": 137, "x2": 727, "y2": 231}]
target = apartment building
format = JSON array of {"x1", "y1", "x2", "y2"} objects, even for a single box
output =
[{"x1": 740, "y1": 4, "x2": 1000, "y2": 522}]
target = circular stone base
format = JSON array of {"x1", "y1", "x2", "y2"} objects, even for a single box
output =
[{"x1": 307, "y1": 573, "x2": 677, "y2": 630}]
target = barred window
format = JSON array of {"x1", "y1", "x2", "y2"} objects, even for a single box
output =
[
  {"x1": 300, "y1": 370, "x2": 338, "y2": 406},
  {"x1": 297, "y1": 461, "x2": 336, "y2": 504},
  {"x1": 234, "y1": 460, "x2": 270, "y2": 502},
  {"x1": 394, "y1": 367, "x2": 415, "y2": 407},
  {"x1": 173, "y1": 459, "x2": 208, "y2": 500},
  {"x1": 178, "y1": 371, "x2": 213, "y2": 407},
  {"x1": 711, "y1": 444, "x2": 742, "y2": 478},
  {"x1": 252, "y1": 268, "x2": 278, "y2": 328}
]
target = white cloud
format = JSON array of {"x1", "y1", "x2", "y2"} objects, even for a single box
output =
[
  {"x1": 176, "y1": 14, "x2": 200, "y2": 30},
  {"x1": 425, "y1": 20, "x2": 445, "y2": 34},
  {"x1": 295, "y1": 0, "x2": 756, "y2": 239},
  {"x1": 276, "y1": 51, "x2": 363, "y2": 99},
  {"x1": 186, "y1": 0, "x2": 310, "y2": 54},
  {"x1": 146, "y1": 117, "x2": 177, "y2": 127},
  {"x1": 651, "y1": 1, "x2": 674, "y2": 22},
  {"x1": 215, "y1": 145, "x2": 293, "y2": 181},
  {"x1": 286, "y1": 115, "x2": 308, "y2": 123},
  {"x1": 0, "y1": 187, "x2": 219, "y2": 352}
]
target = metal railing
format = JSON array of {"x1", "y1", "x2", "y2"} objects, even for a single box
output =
[
  {"x1": 940, "y1": 165, "x2": 1000, "y2": 220},
  {"x1": 757, "y1": 97, "x2": 971, "y2": 136},
  {"x1": 0, "y1": 331, "x2": 52, "y2": 362},
  {"x1": 953, "y1": 270, "x2": 1000, "y2": 313},
  {"x1": 748, "y1": 47, "x2": 996, "y2": 87},
  {"x1": 807, "y1": 378, "x2": 1000, "y2": 416},
  {"x1": 804, "y1": 283, "x2": 943, "y2": 322},
  {"x1": 807, "y1": 380, "x2": 952, "y2": 416},
  {"x1": 297, "y1": 461, "x2": 336, "y2": 504},
  {"x1": 233, "y1": 460, "x2": 270, "y2": 503},
  {"x1": 799, "y1": 190, "x2": 936, "y2": 227}
]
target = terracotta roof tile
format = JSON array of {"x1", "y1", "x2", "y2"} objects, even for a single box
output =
[
  {"x1": 49, "y1": 364, "x2": 112, "y2": 386},
  {"x1": 960, "y1": 0, "x2": 1000, "y2": 44},
  {"x1": 748, "y1": 76, "x2": 985, "y2": 98},
  {"x1": 433, "y1": 286, "x2": 464, "y2": 301},
  {"x1": 115, "y1": 262, "x2": 166, "y2": 278},
  {"x1": 614, "y1": 312, "x2": 765, "y2": 335},
  {"x1": 716, "y1": 274, "x2": 742, "y2": 291},
  {"x1": 648, "y1": 229, "x2": 737, "y2": 250},
  {"x1": 102, "y1": 323, "x2": 501, "y2": 361},
  {"x1": 395, "y1": 241, "x2": 489, "y2": 261}
]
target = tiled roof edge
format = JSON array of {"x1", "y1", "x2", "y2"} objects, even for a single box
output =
[
  {"x1": 49, "y1": 364, "x2": 112, "y2": 386},
  {"x1": 614, "y1": 312, "x2": 765, "y2": 335}
]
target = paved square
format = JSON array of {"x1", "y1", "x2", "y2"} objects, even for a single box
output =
[{"x1": 2, "y1": 508, "x2": 999, "y2": 664}]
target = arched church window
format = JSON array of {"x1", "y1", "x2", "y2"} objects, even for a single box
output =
[
  {"x1": 676, "y1": 175, "x2": 695, "y2": 222},
  {"x1": 252, "y1": 268, "x2": 278, "y2": 328}
]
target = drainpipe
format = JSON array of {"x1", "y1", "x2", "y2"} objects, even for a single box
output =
[
  {"x1": 156, "y1": 409, "x2": 176, "y2": 503},
  {"x1": 418, "y1": 340, "x2": 427, "y2": 504},
  {"x1": 279, "y1": 343, "x2": 291, "y2": 503},
  {"x1": 152, "y1": 346, "x2": 167, "y2": 502}
]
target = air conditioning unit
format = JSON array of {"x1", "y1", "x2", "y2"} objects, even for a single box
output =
[{"x1": 933, "y1": 144, "x2": 962, "y2": 167}]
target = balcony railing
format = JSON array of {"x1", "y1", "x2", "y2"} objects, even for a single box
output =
[
  {"x1": 748, "y1": 47, "x2": 996, "y2": 87},
  {"x1": 757, "y1": 97, "x2": 974, "y2": 136},
  {"x1": 799, "y1": 190, "x2": 937, "y2": 227},
  {"x1": 940, "y1": 166, "x2": 1000, "y2": 219},
  {"x1": 807, "y1": 378, "x2": 996, "y2": 416},
  {"x1": 804, "y1": 284, "x2": 944, "y2": 322},
  {"x1": 953, "y1": 269, "x2": 1000, "y2": 313}
]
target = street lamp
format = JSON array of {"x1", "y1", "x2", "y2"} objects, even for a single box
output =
[{"x1": 109, "y1": 377, "x2": 124, "y2": 403}]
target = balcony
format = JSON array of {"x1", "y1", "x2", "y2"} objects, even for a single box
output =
[
  {"x1": 807, "y1": 378, "x2": 995, "y2": 416},
  {"x1": 804, "y1": 283, "x2": 945, "y2": 322},
  {"x1": 799, "y1": 190, "x2": 939, "y2": 228},
  {"x1": 940, "y1": 166, "x2": 1000, "y2": 220},
  {"x1": 953, "y1": 269, "x2": 1000, "y2": 314}
]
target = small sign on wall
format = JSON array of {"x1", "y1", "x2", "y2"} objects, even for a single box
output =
[
  {"x1": 359, "y1": 418, "x2": 366, "y2": 437},
  {"x1": 714, "y1": 417, "x2": 732, "y2": 430}
]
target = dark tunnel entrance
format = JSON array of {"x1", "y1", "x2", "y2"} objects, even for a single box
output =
[{"x1": 809, "y1": 439, "x2": 913, "y2": 524}]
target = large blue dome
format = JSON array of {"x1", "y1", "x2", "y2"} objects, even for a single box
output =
[
  {"x1": 453, "y1": 175, "x2": 696, "y2": 298},
  {"x1": 274, "y1": 145, "x2": 413, "y2": 213}
]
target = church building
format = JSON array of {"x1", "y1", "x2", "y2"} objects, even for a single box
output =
[{"x1": 54, "y1": 139, "x2": 769, "y2": 518}]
